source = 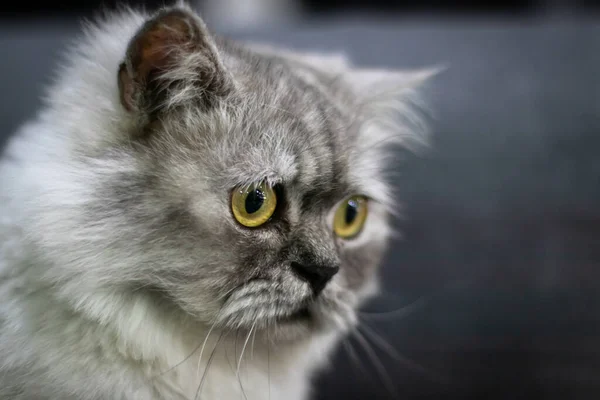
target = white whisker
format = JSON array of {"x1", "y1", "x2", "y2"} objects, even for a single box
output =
[
  {"x1": 237, "y1": 323, "x2": 255, "y2": 377},
  {"x1": 358, "y1": 322, "x2": 438, "y2": 381},
  {"x1": 343, "y1": 339, "x2": 371, "y2": 379},
  {"x1": 194, "y1": 331, "x2": 224, "y2": 400},
  {"x1": 352, "y1": 329, "x2": 398, "y2": 399},
  {"x1": 267, "y1": 323, "x2": 271, "y2": 400},
  {"x1": 250, "y1": 323, "x2": 258, "y2": 360},
  {"x1": 151, "y1": 313, "x2": 221, "y2": 380},
  {"x1": 195, "y1": 318, "x2": 220, "y2": 379},
  {"x1": 357, "y1": 324, "x2": 401, "y2": 360},
  {"x1": 235, "y1": 323, "x2": 255, "y2": 400},
  {"x1": 359, "y1": 295, "x2": 429, "y2": 322}
]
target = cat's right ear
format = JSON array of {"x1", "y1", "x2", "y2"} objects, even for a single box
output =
[{"x1": 118, "y1": 7, "x2": 233, "y2": 118}]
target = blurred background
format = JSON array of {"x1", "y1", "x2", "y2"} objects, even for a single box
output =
[{"x1": 1, "y1": 0, "x2": 599, "y2": 399}]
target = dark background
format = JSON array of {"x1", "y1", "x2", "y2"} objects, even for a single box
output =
[
  {"x1": 1, "y1": 1, "x2": 599, "y2": 399},
  {"x1": 1, "y1": 0, "x2": 599, "y2": 19}
]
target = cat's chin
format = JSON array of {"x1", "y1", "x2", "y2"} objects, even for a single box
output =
[
  {"x1": 276, "y1": 306, "x2": 312, "y2": 323},
  {"x1": 222, "y1": 302, "x2": 357, "y2": 344},
  {"x1": 270, "y1": 306, "x2": 317, "y2": 338},
  {"x1": 249, "y1": 306, "x2": 319, "y2": 342},
  {"x1": 267, "y1": 311, "x2": 356, "y2": 343}
]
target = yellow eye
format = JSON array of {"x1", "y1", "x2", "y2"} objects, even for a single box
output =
[
  {"x1": 231, "y1": 182, "x2": 277, "y2": 228},
  {"x1": 333, "y1": 195, "x2": 368, "y2": 239}
]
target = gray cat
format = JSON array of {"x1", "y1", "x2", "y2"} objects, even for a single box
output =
[{"x1": 0, "y1": 2, "x2": 434, "y2": 399}]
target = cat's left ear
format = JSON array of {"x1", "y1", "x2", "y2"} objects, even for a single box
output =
[
  {"x1": 118, "y1": 6, "x2": 233, "y2": 117},
  {"x1": 346, "y1": 67, "x2": 442, "y2": 113},
  {"x1": 346, "y1": 66, "x2": 443, "y2": 150}
]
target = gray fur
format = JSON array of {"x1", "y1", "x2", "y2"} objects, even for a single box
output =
[{"x1": 0, "y1": 2, "x2": 433, "y2": 399}]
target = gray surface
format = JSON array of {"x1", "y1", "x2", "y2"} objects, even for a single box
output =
[{"x1": 1, "y1": 16, "x2": 600, "y2": 399}]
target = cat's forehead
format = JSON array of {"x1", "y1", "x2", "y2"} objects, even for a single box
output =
[{"x1": 196, "y1": 78, "x2": 352, "y2": 191}]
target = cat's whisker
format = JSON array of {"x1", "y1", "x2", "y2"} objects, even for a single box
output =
[
  {"x1": 250, "y1": 322, "x2": 258, "y2": 360},
  {"x1": 267, "y1": 322, "x2": 272, "y2": 400},
  {"x1": 236, "y1": 323, "x2": 255, "y2": 400},
  {"x1": 151, "y1": 311, "x2": 221, "y2": 379},
  {"x1": 223, "y1": 332, "x2": 235, "y2": 373},
  {"x1": 351, "y1": 329, "x2": 399, "y2": 399},
  {"x1": 194, "y1": 331, "x2": 225, "y2": 400},
  {"x1": 195, "y1": 316, "x2": 221, "y2": 380},
  {"x1": 342, "y1": 339, "x2": 371, "y2": 379},
  {"x1": 357, "y1": 322, "x2": 440, "y2": 382},
  {"x1": 358, "y1": 295, "x2": 429, "y2": 322},
  {"x1": 232, "y1": 329, "x2": 244, "y2": 398},
  {"x1": 361, "y1": 279, "x2": 474, "y2": 322},
  {"x1": 356, "y1": 323, "x2": 401, "y2": 359}
]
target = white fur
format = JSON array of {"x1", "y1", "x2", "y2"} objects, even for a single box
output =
[{"x1": 0, "y1": 4, "x2": 433, "y2": 399}]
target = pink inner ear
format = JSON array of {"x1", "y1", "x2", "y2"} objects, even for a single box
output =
[
  {"x1": 118, "y1": 8, "x2": 233, "y2": 115},
  {"x1": 119, "y1": 11, "x2": 200, "y2": 112},
  {"x1": 132, "y1": 13, "x2": 198, "y2": 83},
  {"x1": 118, "y1": 64, "x2": 136, "y2": 112}
]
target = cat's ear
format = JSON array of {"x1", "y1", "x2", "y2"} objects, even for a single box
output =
[
  {"x1": 245, "y1": 43, "x2": 351, "y2": 73},
  {"x1": 118, "y1": 7, "x2": 232, "y2": 116},
  {"x1": 347, "y1": 67, "x2": 441, "y2": 107},
  {"x1": 346, "y1": 66, "x2": 443, "y2": 150}
]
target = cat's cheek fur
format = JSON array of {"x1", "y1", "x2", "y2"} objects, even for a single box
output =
[{"x1": 0, "y1": 2, "x2": 432, "y2": 399}]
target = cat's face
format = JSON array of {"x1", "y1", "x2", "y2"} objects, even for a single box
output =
[
  {"x1": 35, "y1": 5, "x2": 429, "y2": 342},
  {"x1": 121, "y1": 98, "x2": 391, "y2": 340}
]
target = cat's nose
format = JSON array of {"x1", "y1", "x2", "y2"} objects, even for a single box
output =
[{"x1": 290, "y1": 261, "x2": 339, "y2": 295}]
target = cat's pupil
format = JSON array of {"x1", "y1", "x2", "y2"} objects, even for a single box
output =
[
  {"x1": 345, "y1": 200, "x2": 358, "y2": 225},
  {"x1": 245, "y1": 189, "x2": 265, "y2": 214}
]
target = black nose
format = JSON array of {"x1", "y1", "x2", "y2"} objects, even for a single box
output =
[{"x1": 290, "y1": 261, "x2": 339, "y2": 295}]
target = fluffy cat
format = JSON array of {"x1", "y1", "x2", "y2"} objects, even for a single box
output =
[{"x1": 0, "y1": 2, "x2": 433, "y2": 399}]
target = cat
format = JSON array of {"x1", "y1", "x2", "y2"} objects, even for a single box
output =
[{"x1": 0, "y1": 1, "x2": 434, "y2": 399}]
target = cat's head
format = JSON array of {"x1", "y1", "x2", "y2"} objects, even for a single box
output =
[{"x1": 27, "y1": 4, "x2": 433, "y2": 342}]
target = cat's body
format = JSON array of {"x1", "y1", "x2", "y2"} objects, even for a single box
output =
[{"x1": 0, "y1": 2, "x2": 432, "y2": 399}]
